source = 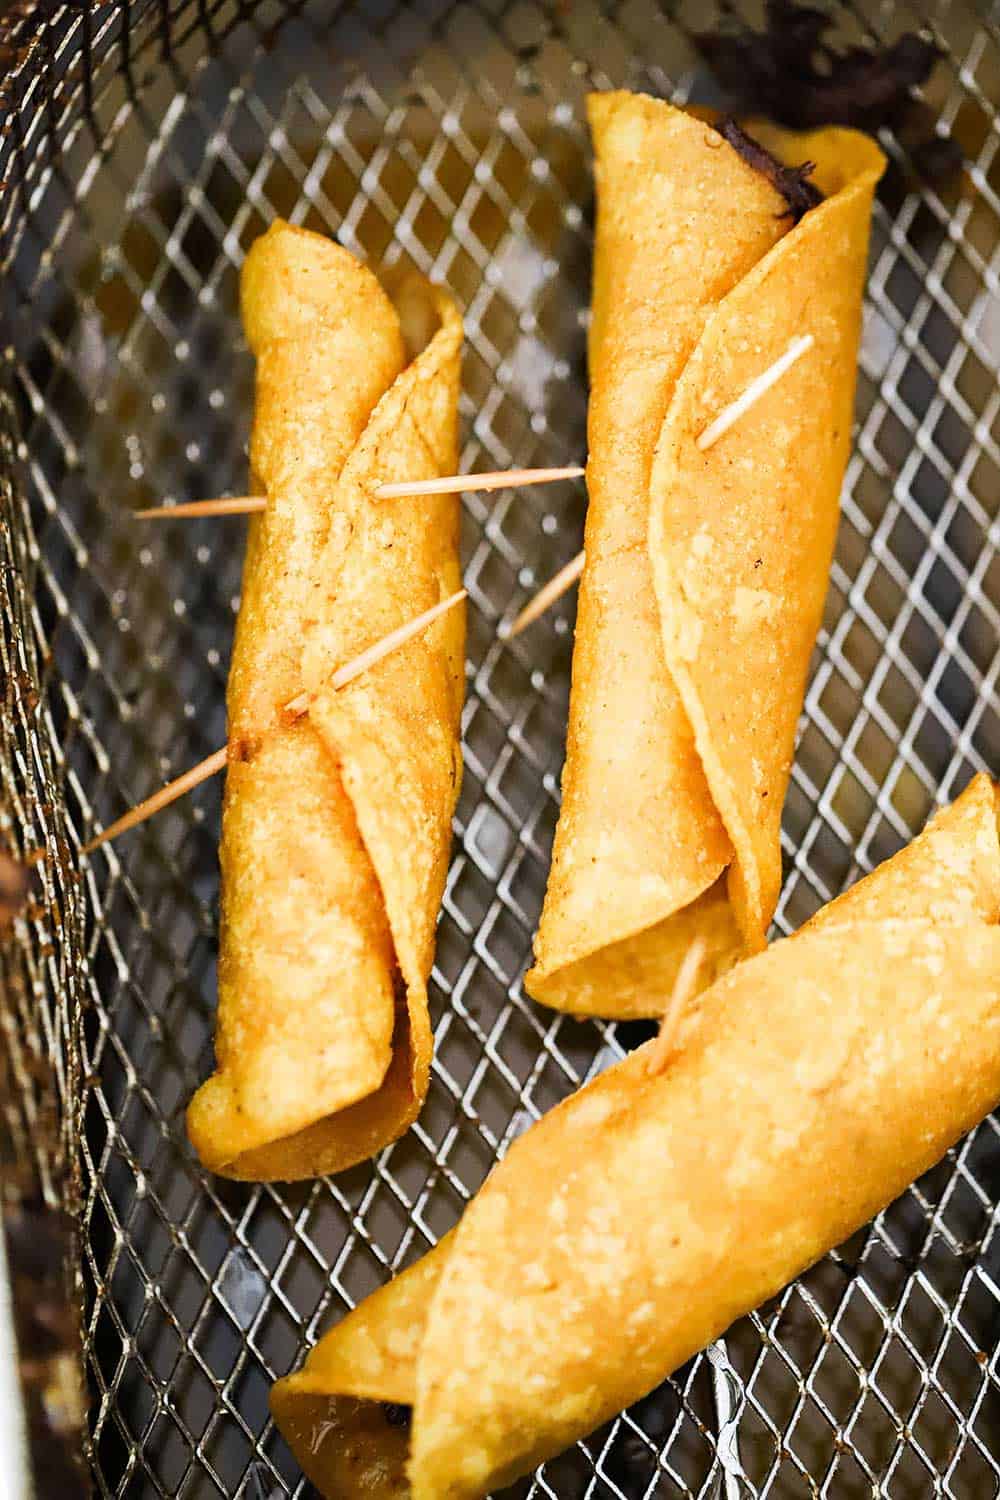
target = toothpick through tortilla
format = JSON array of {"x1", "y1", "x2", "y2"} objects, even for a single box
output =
[
  {"x1": 645, "y1": 937, "x2": 707, "y2": 1075},
  {"x1": 135, "y1": 469, "x2": 584, "y2": 520},
  {"x1": 82, "y1": 588, "x2": 468, "y2": 853}
]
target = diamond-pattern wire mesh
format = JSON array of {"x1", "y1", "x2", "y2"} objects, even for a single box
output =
[{"x1": 0, "y1": 0, "x2": 999, "y2": 1495}]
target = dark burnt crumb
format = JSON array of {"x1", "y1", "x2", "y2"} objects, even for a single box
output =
[
  {"x1": 382, "y1": 1401, "x2": 413, "y2": 1429},
  {"x1": 693, "y1": 1, "x2": 959, "y2": 182},
  {"x1": 0, "y1": 850, "x2": 30, "y2": 929},
  {"x1": 716, "y1": 117, "x2": 822, "y2": 221}
]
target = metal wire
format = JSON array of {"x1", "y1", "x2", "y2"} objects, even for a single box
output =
[{"x1": 1, "y1": 1, "x2": 999, "y2": 1496}]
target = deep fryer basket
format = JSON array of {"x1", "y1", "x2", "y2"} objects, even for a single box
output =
[{"x1": 1, "y1": 1, "x2": 1000, "y2": 1495}]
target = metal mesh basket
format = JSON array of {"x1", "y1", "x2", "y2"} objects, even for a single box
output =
[{"x1": 1, "y1": 1, "x2": 999, "y2": 1495}]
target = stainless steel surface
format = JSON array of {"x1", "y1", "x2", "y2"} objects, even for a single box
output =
[{"x1": 1, "y1": 2, "x2": 999, "y2": 1496}]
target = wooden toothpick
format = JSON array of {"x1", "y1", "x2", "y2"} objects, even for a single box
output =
[
  {"x1": 81, "y1": 746, "x2": 229, "y2": 855},
  {"x1": 282, "y1": 588, "x2": 467, "y2": 717},
  {"x1": 135, "y1": 497, "x2": 268, "y2": 520},
  {"x1": 82, "y1": 589, "x2": 468, "y2": 854},
  {"x1": 645, "y1": 938, "x2": 707, "y2": 1077},
  {"x1": 376, "y1": 465, "x2": 584, "y2": 499},
  {"x1": 504, "y1": 549, "x2": 585, "y2": 638},
  {"x1": 134, "y1": 467, "x2": 584, "y2": 519},
  {"x1": 696, "y1": 334, "x2": 814, "y2": 452}
]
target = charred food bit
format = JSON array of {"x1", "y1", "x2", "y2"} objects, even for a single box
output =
[{"x1": 695, "y1": 1, "x2": 961, "y2": 181}]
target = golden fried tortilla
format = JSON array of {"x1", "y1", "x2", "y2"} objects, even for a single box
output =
[
  {"x1": 270, "y1": 774, "x2": 1000, "y2": 1497},
  {"x1": 186, "y1": 222, "x2": 464, "y2": 1181},
  {"x1": 526, "y1": 94, "x2": 885, "y2": 1016}
]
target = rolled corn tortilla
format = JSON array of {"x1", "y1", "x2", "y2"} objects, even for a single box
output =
[
  {"x1": 186, "y1": 222, "x2": 464, "y2": 1181},
  {"x1": 271, "y1": 772, "x2": 1000, "y2": 1497},
  {"x1": 526, "y1": 94, "x2": 886, "y2": 1017}
]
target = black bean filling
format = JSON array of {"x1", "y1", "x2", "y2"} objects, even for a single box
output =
[{"x1": 715, "y1": 117, "x2": 822, "y2": 223}]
